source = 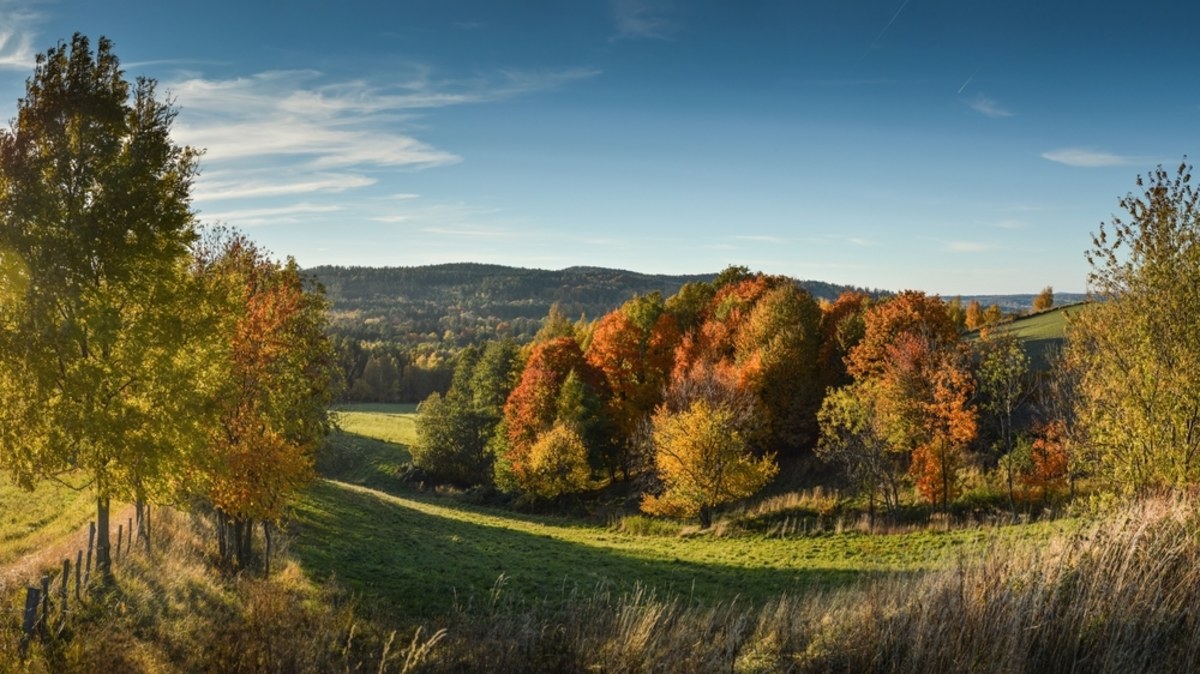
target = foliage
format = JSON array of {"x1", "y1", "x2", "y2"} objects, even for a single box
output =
[
  {"x1": 975, "y1": 331, "x2": 1030, "y2": 510},
  {"x1": 816, "y1": 383, "x2": 904, "y2": 513},
  {"x1": 499, "y1": 335, "x2": 607, "y2": 494},
  {"x1": 1032, "y1": 285, "x2": 1054, "y2": 312},
  {"x1": 524, "y1": 422, "x2": 592, "y2": 499},
  {"x1": 585, "y1": 295, "x2": 679, "y2": 477},
  {"x1": 0, "y1": 34, "x2": 204, "y2": 570},
  {"x1": 192, "y1": 232, "x2": 336, "y2": 566},
  {"x1": 820, "y1": 293, "x2": 976, "y2": 510},
  {"x1": 1070, "y1": 162, "x2": 1200, "y2": 493},
  {"x1": 642, "y1": 399, "x2": 778, "y2": 526},
  {"x1": 818, "y1": 290, "x2": 871, "y2": 389}
]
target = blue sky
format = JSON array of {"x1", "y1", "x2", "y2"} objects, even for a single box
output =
[{"x1": 1, "y1": 0, "x2": 1197, "y2": 294}]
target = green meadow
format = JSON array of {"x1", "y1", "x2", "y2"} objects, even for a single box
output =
[{"x1": 296, "y1": 405, "x2": 1071, "y2": 621}]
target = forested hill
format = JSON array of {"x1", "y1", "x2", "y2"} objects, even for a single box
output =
[{"x1": 307, "y1": 263, "x2": 867, "y2": 344}]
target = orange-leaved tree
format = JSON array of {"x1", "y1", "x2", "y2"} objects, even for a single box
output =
[
  {"x1": 820, "y1": 292, "x2": 976, "y2": 510},
  {"x1": 499, "y1": 335, "x2": 607, "y2": 495},
  {"x1": 196, "y1": 231, "x2": 336, "y2": 570},
  {"x1": 586, "y1": 293, "x2": 679, "y2": 479}
]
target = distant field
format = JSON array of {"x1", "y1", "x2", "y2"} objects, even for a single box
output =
[
  {"x1": 297, "y1": 407, "x2": 1072, "y2": 621},
  {"x1": 333, "y1": 403, "x2": 419, "y2": 447},
  {"x1": 975, "y1": 302, "x2": 1089, "y2": 370}
]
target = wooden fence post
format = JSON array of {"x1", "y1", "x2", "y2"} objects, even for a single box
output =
[
  {"x1": 20, "y1": 586, "x2": 39, "y2": 657},
  {"x1": 85, "y1": 521, "x2": 95, "y2": 585},
  {"x1": 116, "y1": 524, "x2": 123, "y2": 560},
  {"x1": 127, "y1": 517, "x2": 133, "y2": 554},
  {"x1": 75, "y1": 549, "x2": 82, "y2": 601},
  {"x1": 39, "y1": 576, "x2": 50, "y2": 636},
  {"x1": 59, "y1": 559, "x2": 69, "y2": 626}
]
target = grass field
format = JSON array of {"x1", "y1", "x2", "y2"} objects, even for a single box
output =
[
  {"x1": 0, "y1": 472, "x2": 95, "y2": 567},
  {"x1": 296, "y1": 406, "x2": 1072, "y2": 621},
  {"x1": 972, "y1": 302, "x2": 1089, "y2": 370}
]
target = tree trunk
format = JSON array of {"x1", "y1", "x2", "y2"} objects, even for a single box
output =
[
  {"x1": 263, "y1": 521, "x2": 272, "y2": 578},
  {"x1": 216, "y1": 510, "x2": 228, "y2": 563},
  {"x1": 699, "y1": 505, "x2": 713, "y2": 529},
  {"x1": 96, "y1": 495, "x2": 111, "y2": 577}
]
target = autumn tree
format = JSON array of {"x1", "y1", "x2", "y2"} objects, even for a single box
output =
[
  {"x1": 1069, "y1": 162, "x2": 1200, "y2": 493},
  {"x1": 816, "y1": 382, "x2": 904, "y2": 516},
  {"x1": 818, "y1": 290, "x2": 870, "y2": 390},
  {"x1": 734, "y1": 284, "x2": 823, "y2": 451},
  {"x1": 497, "y1": 335, "x2": 608, "y2": 495},
  {"x1": 194, "y1": 232, "x2": 336, "y2": 570},
  {"x1": 1032, "y1": 286, "x2": 1054, "y2": 312},
  {"x1": 983, "y1": 303, "x2": 1004, "y2": 327},
  {"x1": 586, "y1": 294, "x2": 679, "y2": 478},
  {"x1": 0, "y1": 35, "x2": 204, "y2": 574},
  {"x1": 907, "y1": 343, "x2": 976, "y2": 510},
  {"x1": 975, "y1": 332, "x2": 1030, "y2": 514},
  {"x1": 820, "y1": 292, "x2": 976, "y2": 510},
  {"x1": 964, "y1": 299, "x2": 984, "y2": 330},
  {"x1": 946, "y1": 296, "x2": 967, "y2": 331},
  {"x1": 642, "y1": 399, "x2": 778, "y2": 527}
]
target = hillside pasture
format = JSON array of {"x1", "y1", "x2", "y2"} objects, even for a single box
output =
[
  {"x1": 296, "y1": 407, "x2": 1072, "y2": 622},
  {"x1": 973, "y1": 302, "x2": 1086, "y2": 370}
]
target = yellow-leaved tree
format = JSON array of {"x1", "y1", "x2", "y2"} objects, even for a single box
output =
[{"x1": 642, "y1": 399, "x2": 777, "y2": 527}]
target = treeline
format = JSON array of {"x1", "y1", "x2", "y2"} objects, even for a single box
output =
[
  {"x1": 413, "y1": 162, "x2": 1200, "y2": 522},
  {"x1": 311, "y1": 263, "x2": 879, "y2": 403},
  {"x1": 0, "y1": 36, "x2": 336, "y2": 573}
]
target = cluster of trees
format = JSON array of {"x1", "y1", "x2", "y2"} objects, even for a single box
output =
[
  {"x1": 0, "y1": 35, "x2": 336, "y2": 572},
  {"x1": 413, "y1": 261, "x2": 1068, "y2": 524}
]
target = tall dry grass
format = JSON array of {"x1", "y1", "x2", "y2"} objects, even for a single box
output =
[
  {"x1": 1, "y1": 508, "x2": 441, "y2": 674},
  {"x1": 421, "y1": 495, "x2": 1200, "y2": 673}
]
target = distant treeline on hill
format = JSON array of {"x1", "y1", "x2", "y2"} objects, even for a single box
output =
[
  {"x1": 307, "y1": 263, "x2": 879, "y2": 402},
  {"x1": 309, "y1": 263, "x2": 876, "y2": 343}
]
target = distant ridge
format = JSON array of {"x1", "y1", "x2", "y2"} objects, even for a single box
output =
[{"x1": 306, "y1": 263, "x2": 873, "y2": 344}]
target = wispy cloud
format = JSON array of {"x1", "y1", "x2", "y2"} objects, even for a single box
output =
[
  {"x1": 0, "y1": 2, "x2": 42, "y2": 70},
  {"x1": 729, "y1": 234, "x2": 789, "y2": 244},
  {"x1": 173, "y1": 66, "x2": 600, "y2": 215},
  {"x1": 1041, "y1": 147, "x2": 1142, "y2": 168},
  {"x1": 966, "y1": 93, "x2": 1012, "y2": 118},
  {"x1": 612, "y1": 0, "x2": 677, "y2": 40},
  {"x1": 194, "y1": 172, "x2": 376, "y2": 201},
  {"x1": 847, "y1": 237, "x2": 878, "y2": 247},
  {"x1": 201, "y1": 202, "x2": 341, "y2": 226}
]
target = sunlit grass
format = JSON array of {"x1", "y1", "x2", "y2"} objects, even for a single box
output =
[
  {"x1": 334, "y1": 404, "x2": 419, "y2": 447},
  {"x1": 0, "y1": 471, "x2": 95, "y2": 566}
]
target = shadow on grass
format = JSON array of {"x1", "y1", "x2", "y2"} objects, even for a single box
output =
[
  {"x1": 316, "y1": 430, "x2": 411, "y2": 493},
  {"x1": 289, "y1": 480, "x2": 907, "y2": 622}
]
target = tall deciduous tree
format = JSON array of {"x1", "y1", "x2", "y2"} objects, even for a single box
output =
[
  {"x1": 0, "y1": 35, "x2": 203, "y2": 574},
  {"x1": 1070, "y1": 162, "x2": 1200, "y2": 493},
  {"x1": 586, "y1": 294, "x2": 679, "y2": 478},
  {"x1": 195, "y1": 231, "x2": 336, "y2": 569},
  {"x1": 976, "y1": 332, "x2": 1030, "y2": 514}
]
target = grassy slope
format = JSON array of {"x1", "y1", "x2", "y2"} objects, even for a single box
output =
[
  {"x1": 973, "y1": 302, "x2": 1088, "y2": 370},
  {"x1": 0, "y1": 473, "x2": 95, "y2": 567},
  {"x1": 297, "y1": 407, "x2": 1069, "y2": 621}
]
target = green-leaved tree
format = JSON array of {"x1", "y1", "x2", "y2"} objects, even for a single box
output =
[{"x1": 0, "y1": 35, "x2": 204, "y2": 574}]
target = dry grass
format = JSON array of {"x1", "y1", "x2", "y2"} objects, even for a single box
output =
[
  {"x1": 417, "y1": 494, "x2": 1200, "y2": 673},
  {"x1": 1, "y1": 508, "x2": 440, "y2": 674}
]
